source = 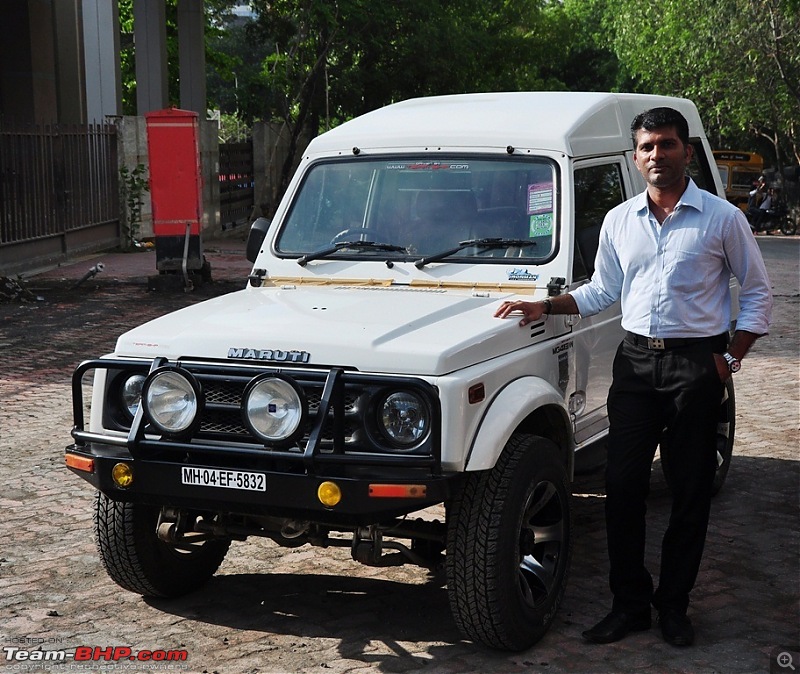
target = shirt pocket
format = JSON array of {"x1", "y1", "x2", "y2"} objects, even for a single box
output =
[{"x1": 666, "y1": 249, "x2": 715, "y2": 300}]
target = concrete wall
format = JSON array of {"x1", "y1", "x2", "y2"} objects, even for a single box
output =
[{"x1": 115, "y1": 116, "x2": 153, "y2": 239}]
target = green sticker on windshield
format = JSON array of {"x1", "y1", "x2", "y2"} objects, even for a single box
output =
[{"x1": 529, "y1": 213, "x2": 553, "y2": 237}]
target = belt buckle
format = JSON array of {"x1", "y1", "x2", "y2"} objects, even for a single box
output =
[{"x1": 647, "y1": 337, "x2": 665, "y2": 350}]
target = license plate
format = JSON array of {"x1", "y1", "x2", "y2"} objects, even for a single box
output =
[{"x1": 181, "y1": 466, "x2": 266, "y2": 492}]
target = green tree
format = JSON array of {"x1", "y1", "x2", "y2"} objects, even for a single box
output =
[
  {"x1": 603, "y1": 0, "x2": 799, "y2": 168},
  {"x1": 119, "y1": 0, "x2": 240, "y2": 115},
  {"x1": 245, "y1": 0, "x2": 571, "y2": 197}
]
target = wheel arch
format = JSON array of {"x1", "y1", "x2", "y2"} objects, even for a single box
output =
[{"x1": 464, "y1": 376, "x2": 573, "y2": 475}]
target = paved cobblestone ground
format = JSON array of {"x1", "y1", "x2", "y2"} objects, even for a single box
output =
[{"x1": 0, "y1": 239, "x2": 797, "y2": 674}]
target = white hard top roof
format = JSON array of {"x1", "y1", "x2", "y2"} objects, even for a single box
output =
[{"x1": 307, "y1": 91, "x2": 706, "y2": 158}]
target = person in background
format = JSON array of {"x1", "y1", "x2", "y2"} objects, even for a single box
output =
[
  {"x1": 748, "y1": 184, "x2": 774, "y2": 230},
  {"x1": 494, "y1": 107, "x2": 772, "y2": 648},
  {"x1": 747, "y1": 175, "x2": 767, "y2": 210}
]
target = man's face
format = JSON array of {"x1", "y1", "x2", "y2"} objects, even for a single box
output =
[{"x1": 633, "y1": 126, "x2": 693, "y2": 190}]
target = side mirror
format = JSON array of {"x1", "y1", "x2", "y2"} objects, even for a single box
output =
[{"x1": 246, "y1": 217, "x2": 271, "y2": 263}]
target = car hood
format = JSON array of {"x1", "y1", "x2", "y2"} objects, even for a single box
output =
[{"x1": 114, "y1": 285, "x2": 527, "y2": 376}]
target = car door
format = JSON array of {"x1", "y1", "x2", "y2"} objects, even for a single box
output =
[{"x1": 568, "y1": 158, "x2": 631, "y2": 445}]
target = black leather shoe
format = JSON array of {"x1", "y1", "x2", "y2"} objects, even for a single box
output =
[
  {"x1": 658, "y1": 609, "x2": 694, "y2": 646},
  {"x1": 582, "y1": 610, "x2": 651, "y2": 644}
]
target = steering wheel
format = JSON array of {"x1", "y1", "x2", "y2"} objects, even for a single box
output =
[{"x1": 330, "y1": 227, "x2": 381, "y2": 245}]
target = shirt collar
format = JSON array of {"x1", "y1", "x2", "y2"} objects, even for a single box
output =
[{"x1": 634, "y1": 178, "x2": 703, "y2": 215}]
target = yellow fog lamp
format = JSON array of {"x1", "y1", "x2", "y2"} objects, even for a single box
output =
[
  {"x1": 112, "y1": 462, "x2": 134, "y2": 488},
  {"x1": 317, "y1": 481, "x2": 342, "y2": 507}
]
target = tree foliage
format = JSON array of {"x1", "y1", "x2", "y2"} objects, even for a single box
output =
[
  {"x1": 237, "y1": 0, "x2": 588, "y2": 193},
  {"x1": 119, "y1": 0, "x2": 239, "y2": 115},
  {"x1": 602, "y1": 0, "x2": 800, "y2": 166},
  {"x1": 119, "y1": 0, "x2": 799, "y2": 197}
]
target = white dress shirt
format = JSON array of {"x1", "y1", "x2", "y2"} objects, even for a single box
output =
[{"x1": 571, "y1": 179, "x2": 773, "y2": 338}]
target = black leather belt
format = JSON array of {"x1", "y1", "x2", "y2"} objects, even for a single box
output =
[{"x1": 625, "y1": 332, "x2": 725, "y2": 351}]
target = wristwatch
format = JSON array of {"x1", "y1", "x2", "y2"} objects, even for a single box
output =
[
  {"x1": 722, "y1": 352, "x2": 741, "y2": 373},
  {"x1": 542, "y1": 298, "x2": 552, "y2": 315}
]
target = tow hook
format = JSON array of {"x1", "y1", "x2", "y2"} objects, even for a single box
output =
[
  {"x1": 351, "y1": 525, "x2": 440, "y2": 568},
  {"x1": 156, "y1": 507, "x2": 212, "y2": 546}
]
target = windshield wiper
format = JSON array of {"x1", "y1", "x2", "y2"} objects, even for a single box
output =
[
  {"x1": 298, "y1": 240, "x2": 408, "y2": 266},
  {"x1": 414, "y1": 237, "x2": 538, "y2": 268}
]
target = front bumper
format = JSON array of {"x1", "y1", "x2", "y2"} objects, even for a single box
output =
[
  {"x1": 67, "y1": 358, "x2": 453, "y2": 523},
  {"x1": 65, "y1": 442, "x2": 457, "y2": 524}
]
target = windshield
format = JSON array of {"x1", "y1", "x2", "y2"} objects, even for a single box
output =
[{"x1": 275, "y1": 157, "x2": 558, "y2": 263}]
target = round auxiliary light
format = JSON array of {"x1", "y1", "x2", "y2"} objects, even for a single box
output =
[
  {"x1": 317, "y1": 481, "x2": 342, "y2": 507},
  {"x1": 120, "y1": 373, "x2": 146, "y2": 418},
  {"x1": 377, "y1": 391, "x2": 430, "y2": 448},
  {"x1": 243, "y1": 375, "x2": 306, "y2": 444},
  {"x1": 142, "y1": 368, "x2": 202, "y2": 435},
  {"x1": 112, "y1": 462, "x2": 134, "y2": 488}
]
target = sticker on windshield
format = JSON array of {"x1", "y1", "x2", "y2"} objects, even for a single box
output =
[
  {"x1": 527, "y1": 183, "x2": 553, "y2": 214},
  {"x1": 385, "y1": 162, "x2": 470, "y2": 171},
  {"x1": 529, "y1": 212, "x2": 553, "y2": 237}
]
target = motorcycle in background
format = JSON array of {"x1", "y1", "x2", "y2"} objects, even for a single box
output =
[{"x1": 746, "y1": 193, "x2": 797, "y2": 235}]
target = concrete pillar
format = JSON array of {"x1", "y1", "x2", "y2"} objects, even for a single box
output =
[
  {"x1": 198, "y1": 118, "x2": 219, "y2": 234},
  {"x1": 133, "y1": 0, "x2": 168, "y2": 113},
  {"x1": 178, "y1": 0, "x2": 207, "y2": 115},
  {"x1": 24, "y1": 0, "x2": 58, "y2": 122},
  {"x1": 0, "y1": 2, "x2": 37, "y2": 122},
  {"x1": 82, "y1": 0, "x2": 122, "y2": 122},
  {"x1": 52, "y1": 0, "x2": 87, "y2": 123}
]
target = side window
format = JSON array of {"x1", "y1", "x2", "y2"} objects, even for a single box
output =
[
  {"x1": 687, "y1": 140, "x2": 721, "y2": 197},
  {"x1": 573, "y1": 163, "x2": 625, "y2": 281}
]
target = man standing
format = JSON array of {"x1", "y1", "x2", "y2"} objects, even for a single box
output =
[{"x1": 494, "y1": 107, "x2": 772, "y2": 647}]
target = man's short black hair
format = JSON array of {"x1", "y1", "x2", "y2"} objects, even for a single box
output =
[{"x1": 630, "y1": 107, "x2": 690, "y2": 148}]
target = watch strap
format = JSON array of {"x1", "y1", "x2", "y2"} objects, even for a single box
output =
[{"x1": 722, "y1": 352, "x2": 741, "y2": 373}]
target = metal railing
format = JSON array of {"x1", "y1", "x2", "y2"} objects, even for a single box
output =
[{"x1": 0, "y1": 121, "x2": 119, "y2": 275}]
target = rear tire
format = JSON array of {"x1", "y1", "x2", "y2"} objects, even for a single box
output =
[
  {"x1": 446, "y1": 434, "x2": 572, "y2": 651},
  {"x1": 659, "y1": 377, "x2": 735, "y2": 496},
  {"x1": 780, "y1": 216, "x2": 797, "y2": 236},
  {"x1": 93, "y1": 493, "x2": 230, "y2": 597},
  {"x1": 711, "y1": 378, "x2": 736, "y2": 496}
]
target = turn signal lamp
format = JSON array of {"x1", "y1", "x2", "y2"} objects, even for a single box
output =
[
  {"x1": 317, "y1": 481, "x2": 342, "y2": 507},
  {"x1": 112, "y1": 462, "x2": 134, "y2": 488},
  {"x1": 468, "y1": 383, "x2": 485, "y2": 404},
  {"x1": 368, "y1": 484, "x2": 427, "y2": 498},
  {"x1": 65, "y1": 453, "x2": 94, "y2": 473}
]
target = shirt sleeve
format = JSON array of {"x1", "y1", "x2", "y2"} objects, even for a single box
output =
[
  {"x1": 724, "y1": 209, "x2": 773, "y2": 335},
  {"x1": 571, "y1": 214, "x2": 624, "y2": 318}
]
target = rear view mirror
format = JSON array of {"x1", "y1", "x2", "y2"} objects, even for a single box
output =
[{"x1": 246, "y1": 217, "x2": 271, "y2": 262}]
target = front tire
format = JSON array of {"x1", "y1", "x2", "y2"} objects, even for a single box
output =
[
  {"x1": 93, "y1": 493, "x2": 230, "y2": 597},
  {"x1": 446, "y1": 434, "x2": 572, "y2": 651},
  {"x1": 780, "y1": 216, "x2": 797, "y2": 236}
]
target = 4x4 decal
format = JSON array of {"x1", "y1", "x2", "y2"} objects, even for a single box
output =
[{"x1": 507, "y1": 268, "x2": 539, "y2": 281}]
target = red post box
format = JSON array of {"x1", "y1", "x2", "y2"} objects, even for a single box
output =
[{"x1": 145, "y1": 108, "x2": 204, "y2": 278}]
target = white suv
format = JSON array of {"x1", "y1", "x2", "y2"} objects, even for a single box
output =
[{"x1": 66, "y1": 92, "x2": 735, "y2": 651}]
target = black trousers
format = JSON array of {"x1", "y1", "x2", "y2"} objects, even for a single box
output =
[{"x1": 605, "y1": 334, "x2": 727, "y2": 615}]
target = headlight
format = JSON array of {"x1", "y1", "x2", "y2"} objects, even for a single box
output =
[
  {"x1": 142, "y1": 368, "x2": 202, "y2": 435},
  {"x1": 243, "y1": 375, "x2": 306, "y2": 444},
  {"x1": 120, "y1": 374, "x2": 146, "y2": 418},
  {"x1": 376, "y1": 391, "x2": 430, "y2": 448}
]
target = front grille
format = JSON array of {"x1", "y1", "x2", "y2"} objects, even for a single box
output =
[
  {"x1": 73, "y1": 358, "x2": 441, "y2": 469},
  {"x1": 198, "y1": 377, "x2": 360, "y2": 444}
]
